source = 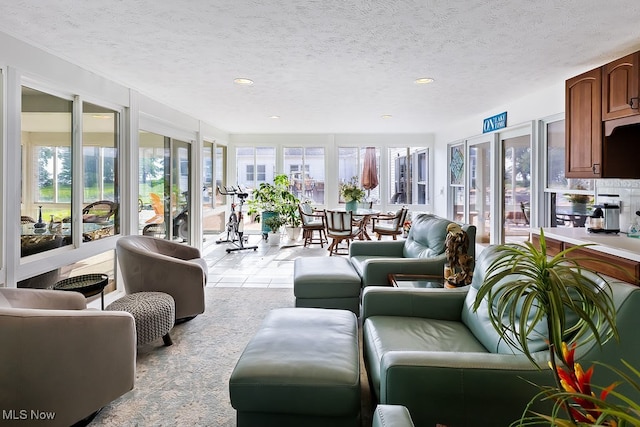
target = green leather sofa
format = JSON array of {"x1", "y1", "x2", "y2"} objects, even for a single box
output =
[
  {"x1": 362, "y1": 245, "x2": 640, "y2": 426},
  {"x1": 349, "y1": 213, "x2": 476, "y2": 286}
]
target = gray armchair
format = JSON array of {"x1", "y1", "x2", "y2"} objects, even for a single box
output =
[
  {"x1": 116, "y1": 235, "x2": 207, "y2": 321},
  {"x1": 362, "y1": 246, "x2": 640, "y2": 426},
  {"x1": 349, "y1": 213, "x2": 476, "y2": 286},
  {"x1": 0, "y1": 287, "x2": 136, "y2": 427}
]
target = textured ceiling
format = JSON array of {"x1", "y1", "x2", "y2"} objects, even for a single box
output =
[{"x1": 1, "y1": 0, "x2": 640, "y2": 134}]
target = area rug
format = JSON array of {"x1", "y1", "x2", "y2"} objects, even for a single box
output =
[{"x1": 91, "y1": 287, "x2": 374, "y2": 426}]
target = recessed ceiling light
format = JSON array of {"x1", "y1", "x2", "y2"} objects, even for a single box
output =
[
  {"x1": 233, "y1": 78, "x2": 254, "y2": 86},
  {"x1": 381, "y1": 115, "x2": 393, "y2": 119},
  {"x1": 414, "y1": 77, "x2": 434, "y2": 85},
  {"x1": 269, "y1": 115, "x2": 280, "y2": 119}
]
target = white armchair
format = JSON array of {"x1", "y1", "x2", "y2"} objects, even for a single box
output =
[{"x1": 0, "y1": 287, "x2": 136, "y2": 427}]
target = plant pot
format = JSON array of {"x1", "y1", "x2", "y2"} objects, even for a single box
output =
[
  {"x1": 267, "y1": 232, "x2": 281, "y2": 246},
  {"x1": 345, "y1": 200, "x2": 358, "y2": 212},
  {"x1": 571, "y1": 202, "x2": 588, "y2": 214},
  {"x1": 285, "y1": 226, "x2": 301, "y2": 241},
  {"x1": 261, "y1": 211, "x2": 278, "y2": 236}
]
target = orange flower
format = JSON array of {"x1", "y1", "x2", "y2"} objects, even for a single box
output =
[{"x1": 553, "y1": 342, "x2": 618, "y2": 424}]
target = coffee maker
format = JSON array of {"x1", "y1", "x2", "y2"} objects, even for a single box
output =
[{"x1": 593, "y1": 194, "x2": 621, "y2": 234}]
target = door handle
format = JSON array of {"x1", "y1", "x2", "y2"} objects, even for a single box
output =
[
  {"x1": 630, "y1": 97, "x2": 639, "y2": 109},
  {"x1": 592, "y1": 163, "x2": 600, "y2": 174}
]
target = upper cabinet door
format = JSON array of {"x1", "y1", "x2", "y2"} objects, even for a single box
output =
[
  {"x1": 566, "y1": 68, "x2": 602, "y2": 178},
  {"x1": 602, "y1": 52, "x2": 640, "y2": 120}
]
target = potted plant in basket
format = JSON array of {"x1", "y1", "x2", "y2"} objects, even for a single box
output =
[
  {"x1": 473, "y1": 229, "x2": 636, "y2": 426},
  {"x1": 339, "y1": 176, "x2": 365, "y2": 212}
]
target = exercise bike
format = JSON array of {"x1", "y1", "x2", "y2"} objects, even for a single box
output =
[{"x1": 216, "y1": 185, "x2": 258, "y2": 253}]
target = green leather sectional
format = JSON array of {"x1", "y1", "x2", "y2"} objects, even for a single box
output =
[{"x1": 362, "y1": 245, "x2": 640, "y2": 426}]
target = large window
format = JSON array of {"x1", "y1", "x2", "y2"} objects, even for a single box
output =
[
  {"x1": 21, "y1": 87, "x2": 73, "y2": 255},
  {"x1": 137, "y1": 132, "x2": 191, "y2": 242},
  {"x1": 82, "y1": 102, "x2": 119, "y2": 239},
  {"x1": 284, "y1": 147, "x2": 325, "y2": 204},
  {"x1": 236, "y1": 147, "x2": 276, "y2": 190},
  {"x1": 202, "y1": 142, "x2": 227, "y2": 234},
  {"x1": 545, "y1": 118, "x2": 594, "y2": 228},
  {"x1": 338, "y1": 147, "x2": 380, "y2": 204},
  {"x1": 389, "y1": 147, "x2": 429, "y2": 205}
]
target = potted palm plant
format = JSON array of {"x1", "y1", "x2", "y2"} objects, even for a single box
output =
[{"x1": 473, "y1": 229, "x2": 625, "y2": 426}]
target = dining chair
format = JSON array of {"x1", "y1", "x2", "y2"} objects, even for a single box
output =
[
  {"x1": 298, "y1": 203, "x2": 327, "y2": 247},
  {"x1": 324, "y1": 210, "x2": 361, "y2": 256},
  {"x1": 371, "y1": 207, "x2": 408, "y2": 240}
]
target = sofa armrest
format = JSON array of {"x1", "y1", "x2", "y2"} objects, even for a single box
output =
[
  {"x1": 349, "y1": 240, "x2": 406, "y2": 257},
  {"x1": 0, "y1": 309, "x2": 136, "y2": 426},
  {"x1": 357, "y1": 255, "x2": 448, "y2": 286},
  {"x1": 362, "y1": 286, "x2": 468, "y2": 321},
  {"x1": 373, "y1": 405, "x2": 415, "y2": 427},
  {"x1": 0, "y1": 288, "x2": 87, "y2": 310},
  {"x1": 378, "y1": 351, "x2": 552, "y2": 427}
]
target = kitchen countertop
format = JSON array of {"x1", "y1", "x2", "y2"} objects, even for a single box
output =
[{"x1": 533, "y1": 228, "x2": 640, "y2": 262}]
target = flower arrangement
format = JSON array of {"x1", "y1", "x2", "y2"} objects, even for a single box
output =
[
  {"x1": 522, "y1": 342, "x2": 640, "y2": 426},
  {"x1": 339, "y1": 176, "x2": 365, "y2": 203},
  {"x1": 565, "y1": 185, "x2": 592, "y2": 204},
  {"x1": 565, "y1": 193, "x2": 592, "y2": 204},
  {"x1": 403, "y1": 220, "x2": 412, "y2": 234}
]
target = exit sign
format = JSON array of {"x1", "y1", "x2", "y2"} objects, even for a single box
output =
[{"x1": 483, "y1": 112, "x2": 507, "y2": 133}]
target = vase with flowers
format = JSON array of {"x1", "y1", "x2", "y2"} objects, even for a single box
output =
[
  {"x1": 339, "y1": 176, "x2": 365, "y2": 212},
  {"x1": 565, "y1": 186, "x2": 592, "y2": 214}
]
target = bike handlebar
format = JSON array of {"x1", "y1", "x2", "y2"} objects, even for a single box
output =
[{"x1": 218, "y1": 185, "x2": 248, "y2": 199}]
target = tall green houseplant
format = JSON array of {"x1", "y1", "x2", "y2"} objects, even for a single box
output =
[{"x1": 247, "y1": 174, "x2": 300, "y2": 235}]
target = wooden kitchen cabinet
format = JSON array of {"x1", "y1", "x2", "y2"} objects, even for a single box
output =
[
  {"x1": 564, "y1": 243, "x2": 640, "y2": 284},
  {"x1": 565, "y1": 67, "x2": 602, "y2": 178},
  {"x1": 602, "y1": 52, "x2": 639, "y2": 120},
  {"x1": 530, "y1": 234, "x2": 563, "y2": 256},
  {"x1": 530, "y1": 232, "x2": 640, "y2": 285}
]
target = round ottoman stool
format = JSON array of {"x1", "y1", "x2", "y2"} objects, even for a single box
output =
[{"x1": 106, "y1": 292, "x2": 175, "y2": 346}]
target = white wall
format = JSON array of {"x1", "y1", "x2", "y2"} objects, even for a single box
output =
[{"x1": 430, "y1": 82, "x2": 566, "y2": 218}]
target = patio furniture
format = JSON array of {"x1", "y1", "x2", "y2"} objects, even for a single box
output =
[
  {"x1": 229, "y1": 307, "x2": 360, "y2": 427},
  {"x1": 371, "y1": 207, "x2": 408, "y2": 240},
  {"x1": 116, "y1": 235, "x2": 207, "y2": 321},
  {"x1": 325, "y1": 210, "x2": 361, "y2": 255},
  {"x1": 293, "y1": 256, "x2": 362, "y2": 315},
  {"x1": 82, "y1": 200, "x2": 118, "y2": 223},
  {"x1": 0, "y1": 287, "x2": 136, "y2": 427},
  {"x1": 106, "y1": 291, "x2": 175, "y2": 346},
  {"x1": 298, "y1": 203, "x2": 327, "y2": 248}
]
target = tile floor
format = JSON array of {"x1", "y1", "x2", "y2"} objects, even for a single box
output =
[{"x1": 201, "y1": 233, "x2": 332, "y2": 288}]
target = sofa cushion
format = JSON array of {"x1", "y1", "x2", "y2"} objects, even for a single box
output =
[
  {"x1": 402, "y1": 214, "x2": 452, "y2": 259},
  {"x1": 364, "y1": 315, "x2": 488, "y2": 393}
]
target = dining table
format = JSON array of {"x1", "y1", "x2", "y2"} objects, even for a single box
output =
[{"x1": 334, "y1": 208, "x2": 380, "y2": 240}]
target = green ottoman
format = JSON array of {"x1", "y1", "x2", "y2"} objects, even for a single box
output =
[
  {"x1": 293, "y1": 257, "x2": 362, "y2": 315},
  {"x1": 229, "y1": 307, "x2": 360, "y2": 427}
]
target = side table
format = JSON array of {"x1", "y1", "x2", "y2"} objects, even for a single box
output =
[
  {"x1": 388, "y1": 274, "x2": 445, "y2": 289},
  {"x1": 53, "y1": 273, "x2": 109, "y2": 309}
]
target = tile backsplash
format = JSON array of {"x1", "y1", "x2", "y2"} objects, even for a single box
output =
[{"x1": 596, "y1": 179, "x2": 640, "y2": 233}]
